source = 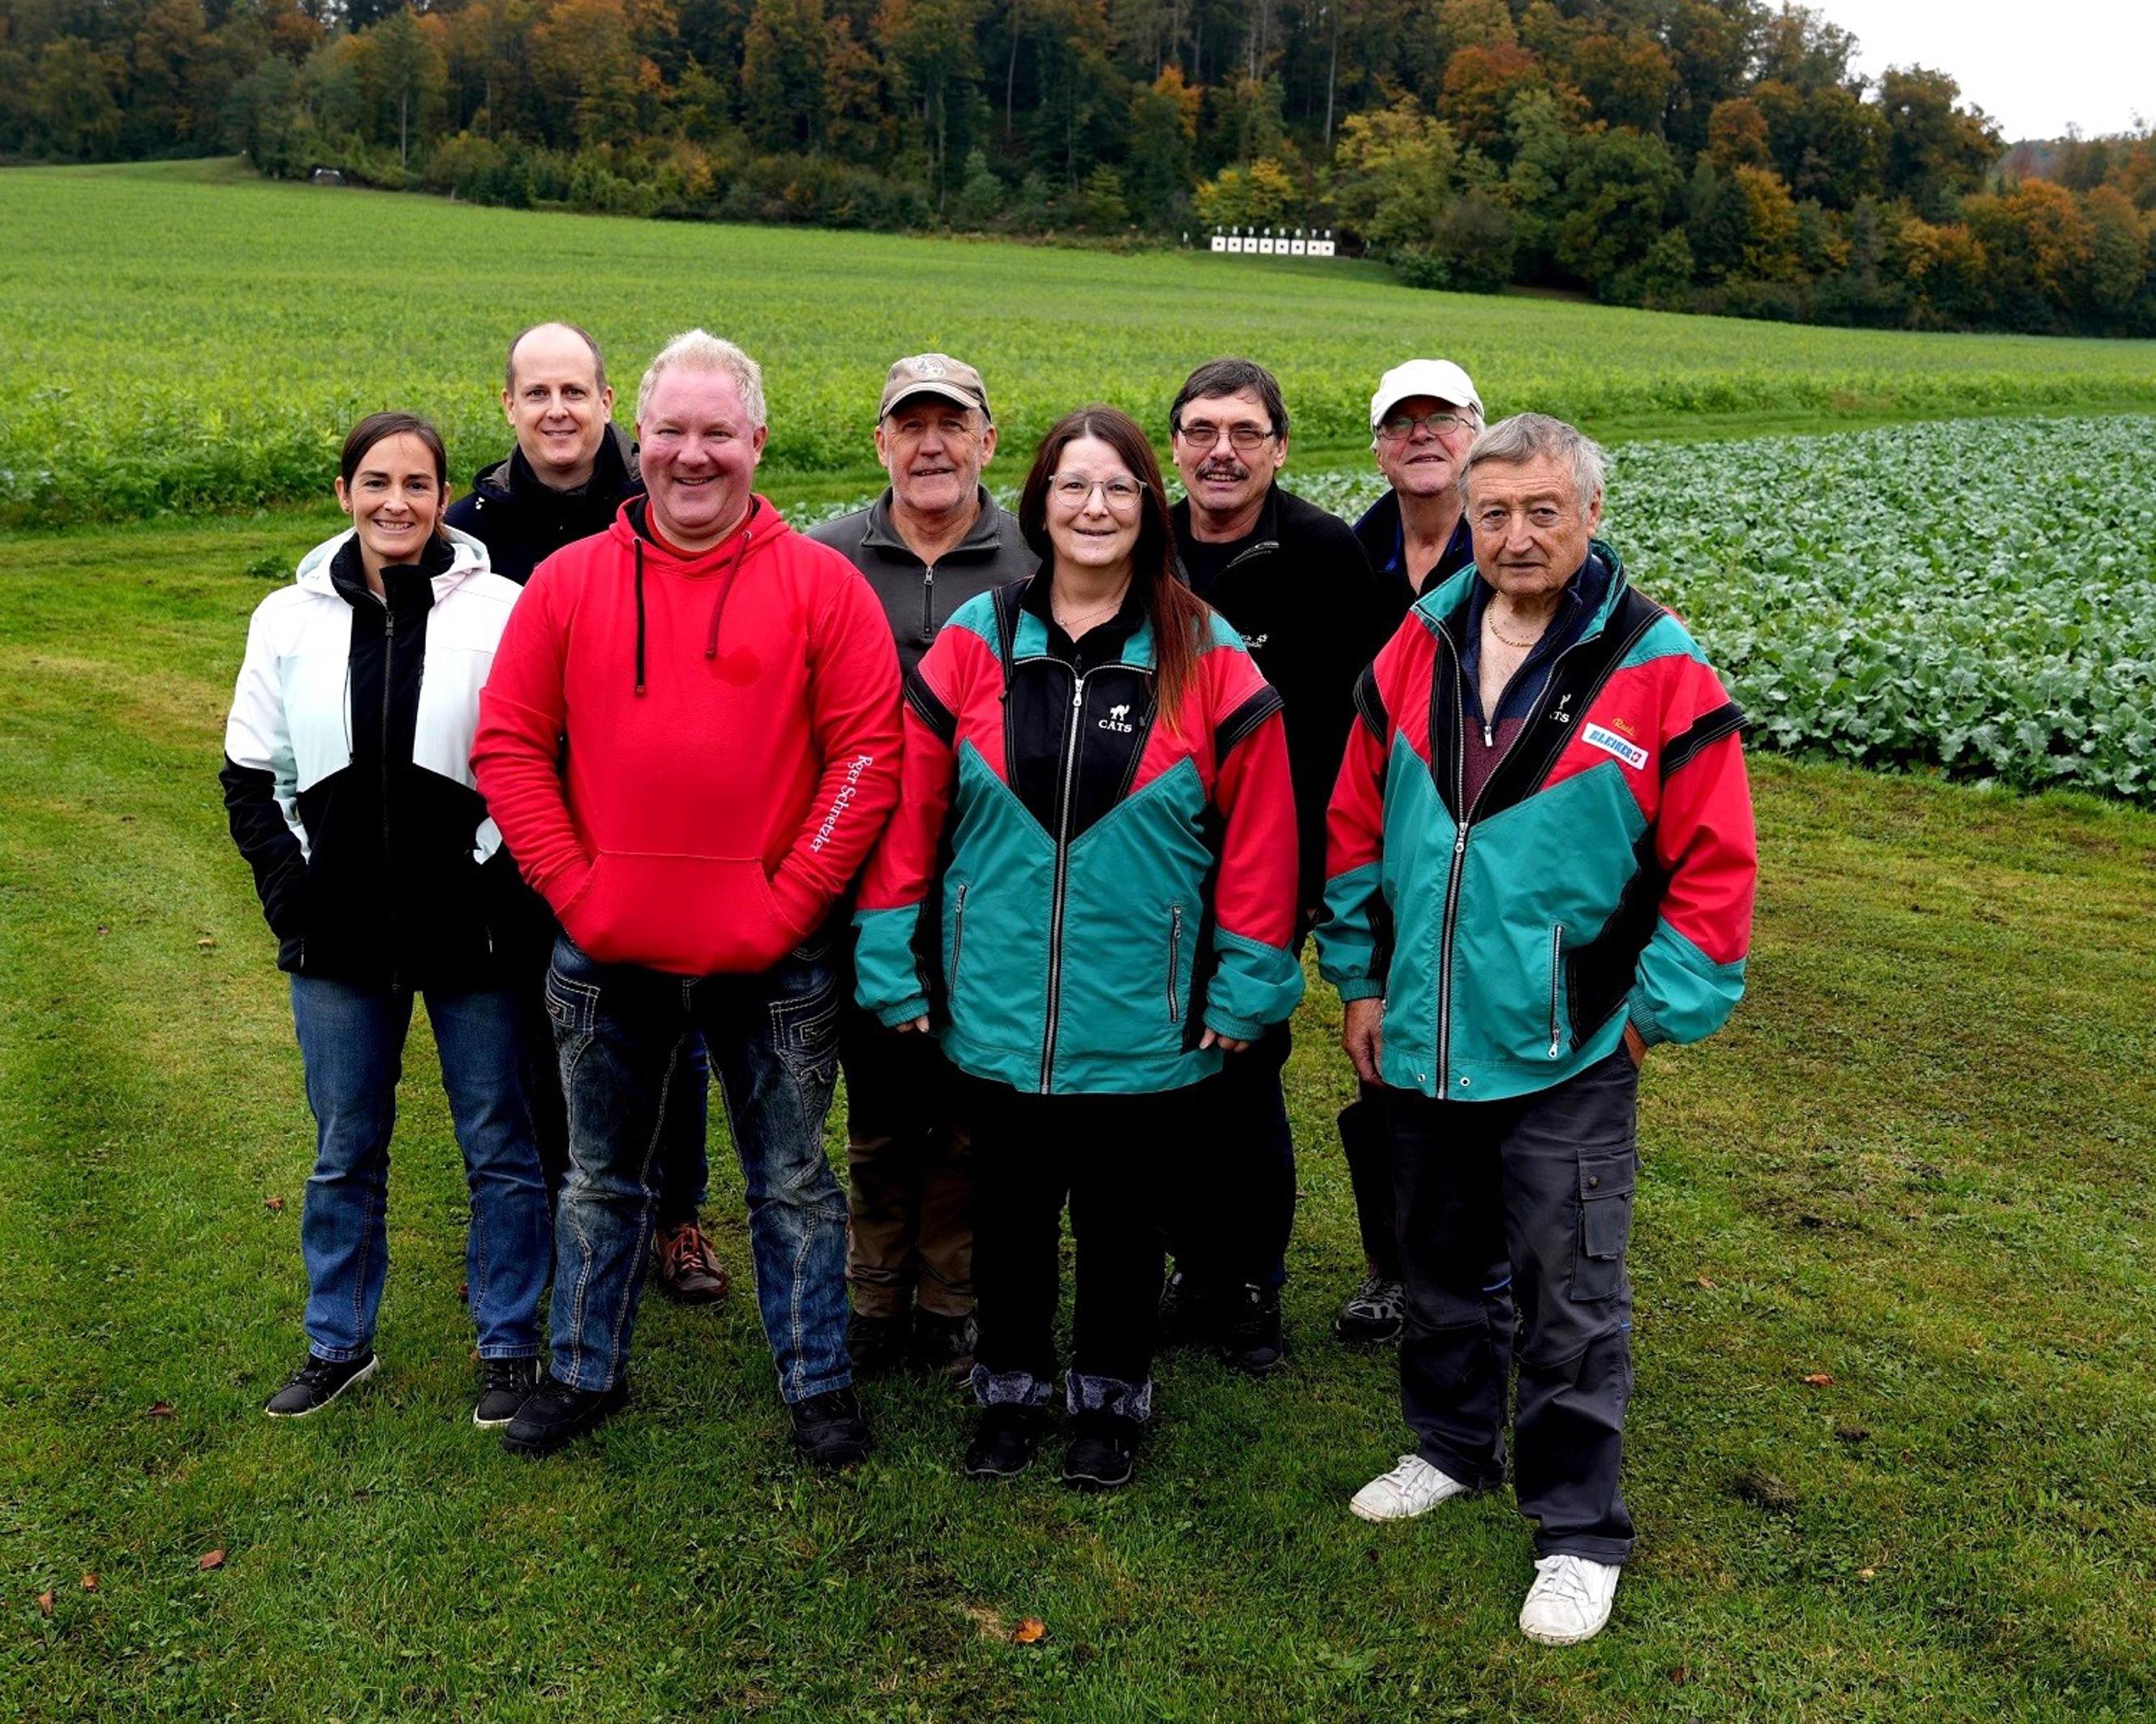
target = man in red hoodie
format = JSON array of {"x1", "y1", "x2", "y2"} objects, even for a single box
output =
[{"x1": 475, "y1": 330, "x2": 904, "y2": 1464}]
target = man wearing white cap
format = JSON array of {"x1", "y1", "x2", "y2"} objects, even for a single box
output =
[
  {"x1": 1352, "y1": 359, "x2": 1485, "y2": 625},
  {"x1": 810, "y1": 354, "x2": 1034, "y2": 1383}
]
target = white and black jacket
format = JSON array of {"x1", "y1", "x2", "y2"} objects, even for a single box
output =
[{"x1": 221, "y1": 526, "x2": 525, "y2": 991}]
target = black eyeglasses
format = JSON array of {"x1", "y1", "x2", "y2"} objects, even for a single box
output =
[
  {"x1": 1378, "y1": 411, "x2": 1477, "y2": 440},
  {"x1": 1175, "y1": 421, "x2": 1275, "y2": 451}
]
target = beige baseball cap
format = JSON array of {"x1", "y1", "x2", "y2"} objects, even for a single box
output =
[
  {"x1": 878, "y1": 353, "x2": 992, "y2": 421},
  {"x1": 1370, "y1": 359, "x2": 1483, "y2": 430}
]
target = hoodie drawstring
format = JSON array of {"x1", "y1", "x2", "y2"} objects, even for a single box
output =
[
  {"x1": 705, "y1": 528, "x2": 754, "y2": 660},
  {"x1": 633, "y1": 539, "x2": 646, "y2": 697}
]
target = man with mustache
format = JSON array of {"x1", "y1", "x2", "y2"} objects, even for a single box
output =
[
  {"x1": 1159, "y1": 356, "x2": 1393, "y2": 1372},
  {"x1": 809, "y1": 355, "x2": 1034, "y2": 1383}
]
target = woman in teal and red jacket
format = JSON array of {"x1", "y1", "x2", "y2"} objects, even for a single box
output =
[{"x1": 853, "y1": 405, "x2": 1303, "y2": 1491}]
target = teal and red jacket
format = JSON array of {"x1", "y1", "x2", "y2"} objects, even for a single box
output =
[
  {"x1": 853, "y1": 575, "x2": 1305, "y2": 1096},
  {"x1": 1317, "y1": 542, "x2": 1756, "y2": 1101}
]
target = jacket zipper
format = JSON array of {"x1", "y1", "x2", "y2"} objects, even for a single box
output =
[
  {"x1": 920, "y1": 566, "x2": 936, "y2": 644},
  {"x1": 950, "y1": 881, "x2": 968, "y2": 996},
  {"x1": 1038, "y1": 667, "x2": 1089, "y2": 1092},
  {"x1": 380, "y1": 603, "x2": 401, "y2": 992},
  {"x1": 1431, "y1": 617, "x2": 1645, "y2": 1087},
  {"x1": 1167, "y1": 905, "x2": 1183, "y2": 1022},
  {"x1": 1548, "y1": 923, "x2": 1565, "y2": 1057}
]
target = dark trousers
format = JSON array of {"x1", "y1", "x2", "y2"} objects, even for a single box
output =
[
  {"x1": 840, "y1": 1004, "x2": 972, "y2": 1319},
  {"x1": 959, "y1": 1077, "x2": 1201, "y2": 1419},
  {"x1": 1389, "y1": 1048, "x2": 1639, "y2": 1564},
  {"x1": 1338, "y1": 1082, "x2": 1401, "y2": 1280},
  {"x1": 1168, "y1": 1019, "x2": 1296, "y2": 1292}
]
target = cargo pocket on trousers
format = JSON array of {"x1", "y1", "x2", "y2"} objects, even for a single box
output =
[{"x1": 1570, "y1": 1147, "x2": 1635, "y2": 1303}]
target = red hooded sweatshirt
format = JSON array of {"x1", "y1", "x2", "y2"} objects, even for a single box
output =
[{"x1": 474, "y1": 496, "x2": 902, "y2": 977}]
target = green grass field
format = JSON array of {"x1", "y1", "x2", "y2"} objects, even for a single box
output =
[
  {"x1": 8, "y1": 159, "x2": 2156, "y2": 523},
  {"x1": 2, "y1": 509, "x2": 2153, "y2": 1720},
  {"x1": 6, "y1": 156, "x2": 2155, "y2": 1720}
]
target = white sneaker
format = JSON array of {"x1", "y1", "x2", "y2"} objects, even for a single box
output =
[
  {"x1": 1349, "y1": 1454, "x2": 1469, "y2": 1522},
  {"x1": 1518, "y1": 1554, "x2": 1621, "y2": 1644}
]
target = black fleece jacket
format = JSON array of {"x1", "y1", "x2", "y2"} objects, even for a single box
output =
[{"x1": 1171, "y1": 484, "x2": 1391, "y2": 921}]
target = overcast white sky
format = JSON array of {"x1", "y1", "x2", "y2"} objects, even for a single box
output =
[{"x1": 1812, "y1": 0, "x2": 2153, "y2": 140}]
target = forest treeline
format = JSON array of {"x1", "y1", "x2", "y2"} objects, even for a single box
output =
[{"x1": 6, "y1": 0, "x2": 2156, "y2": 335}]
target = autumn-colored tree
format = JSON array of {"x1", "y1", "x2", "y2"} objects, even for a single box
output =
[
  {"x1": 1731, "y1": 162, "x2": 1799, "y2": 279},
  {"x1": 1706, "y1": 97, "x2": 1767, "y2": 170}
]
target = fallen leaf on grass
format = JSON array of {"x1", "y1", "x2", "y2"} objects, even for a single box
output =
[
  {"x1": 37, "y1": 1592, "x2": 54, "y2": 1617},
  {"x1": 1668, "y1": 1664, "x2": 1690, "y2": 1685},
  {"x1": 97, "y1": 925, "x2": 110, "y2": 935},
  {"x1": 1011, "y1": 1619, "x2": 1046, "y2": 1644},
  {"x1": 1858, "y1": 1567, "x2": 1876, "y2": 1580},
  {"x1": 1801, "y1": 1373, "x2": 1834, "y2": 1387},
  {"x1": 263, "y1": 1197, "x2": 284, "y2": 1212},
  {"x1": 196, "y1": 937, "x2": 217, "y2": 949},
  {"x1": 197, "y1": 1550, "x2": 225, "y2": 1572},
  {"x1": 1694, "y1": 1275, "x2": 1716, "y2": 1289},
  {"x1": 81, "y1": 1574, "x2": 98, "y2": 1592},
  {"x1": 145, "y1": 1402, "x2": 174, "y2": 1419}
]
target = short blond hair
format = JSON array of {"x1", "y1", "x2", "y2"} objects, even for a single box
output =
[{"x1": 636, "y1": 329, "x2": 767, "y2": 428}]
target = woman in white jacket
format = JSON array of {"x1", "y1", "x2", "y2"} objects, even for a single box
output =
[{"x1": 221, "y1": 412, "x2": 550, "y2": 1427}]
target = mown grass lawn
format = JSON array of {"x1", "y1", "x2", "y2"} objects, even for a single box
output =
[{"x1": 2, "y1": 510, "x2": 2152, "y2": 1721}]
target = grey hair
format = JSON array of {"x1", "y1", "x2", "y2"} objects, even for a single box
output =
[
  {"x1": 1458, "y1": 412, "x2": 1605, "y2": 516},
  {"x1": 636, "y1": 329, "x2": 767, "y2": 429}
]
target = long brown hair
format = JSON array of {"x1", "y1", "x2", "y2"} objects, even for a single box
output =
[{"x1": 1018, "y1": 405, "x2": 1209, "y2": 729}]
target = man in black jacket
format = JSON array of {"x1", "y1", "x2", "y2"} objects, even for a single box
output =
[
  {"x1": 1162, "y1": 356, "x2": 1394, "y2": 1370},
  {"x1": 808, "y1": 354, "x2": 1034, "y2": 1382},
  {"x1": 445, "y1": 323, "x2": 725, "y2": 1309}
]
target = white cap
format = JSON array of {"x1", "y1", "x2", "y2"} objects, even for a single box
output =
[{"x1": 1370, "y1": 359, "x2": 1483, "y2": 431}]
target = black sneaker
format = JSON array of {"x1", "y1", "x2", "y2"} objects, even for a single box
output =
[
  {"x1": 1155, "y1": 1268, "x2": 1218, "y2": 1348},
  {"x1": 473, "y1": 1357, "x2": 542, "y2": 1429},
  {"x1": 790, "y1": 1387, "x2": 872, "y2": 1469},
  {"x1": 911, "y1": 1309, "x2": 978, "y2": 1382},
  {"x1": 500, "y1": 1375, "x2": 629, "y2": 1457},
  {"x1": 963, "y1": 1404, "x2": 1045, "y2": 1479},
  {"x1": 1218, "y1": 1283, "x2": 1287, "y2": 1376},
  {"x1": 846, "y1": 1309, "x2": 912, "y2": 1378},
  {"x1": 264, "y1": 1352, "x2": 378, "y2": 1418},
  {"x1": 1061, "y1": 1411, "x2": 1140, "y2": 1492},
  {"x1": 1334, "y1": 1274, "x2": 1406, "y2": 1344}
]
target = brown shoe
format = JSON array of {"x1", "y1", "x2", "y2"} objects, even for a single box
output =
[{"x1": 651, "y1": 1221, "x2": 729, "y2": 1305}]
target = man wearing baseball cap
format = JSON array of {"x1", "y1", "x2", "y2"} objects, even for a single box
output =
[
  {"x1": 1353, "y1": 359, "x2": 1485, "y2": 626},
  {"x1": 1331, "y1": 359, "x2": 1490, "y2": 1354},
  {"x1": 810, "y1": 355, "x2": 1034, "y2": 1382}
]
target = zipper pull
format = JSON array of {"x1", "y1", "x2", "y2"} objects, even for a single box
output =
[
  {"x1": 1454, "y1": 821, "x2": 1468, "y2": 856},
  {"x1": 1483, "y1": 720, "x2": 1493, "y2": 747}
]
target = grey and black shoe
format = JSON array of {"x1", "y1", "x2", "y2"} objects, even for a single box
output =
[
  {"x1": 501, "y1": 1376, "x2": 629, "y2": 1457},
  {"x1": 1334, "y1": 1275, "x2": 1406, "y2": 1344},
  {"x1": 264, "y1": 1352, "x2": 379, "y2": 1418},
  {"x1": 911, "y1": 1309, "x2": 978, "y2": 1382},
  {"x1": 847, "y1": 1309, "x2": 913, "y2": 1378},
  {"x1": 473, "y1": 1356, "x2": 542, "y2": 1428}
]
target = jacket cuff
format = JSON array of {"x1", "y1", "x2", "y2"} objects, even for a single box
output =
[
  {"x1": 1626, "y1": 986, "x2": 1665, "y2": 1048},
  {"x1": 875, "y1": 997, "x2": 931, "y2": 1030},
  {"x1": 1333, "y1": 978, "x2": 1385, "y2": 1004},
  {"x1": 1204, "y1": 1007, "x2": 1265, "y2": 1043}
]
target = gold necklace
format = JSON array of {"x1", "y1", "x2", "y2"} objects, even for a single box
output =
[
  {"x1": 1054, "y1": 587, "x2": 1128, "y2": 631},
  {"x1": 1484, "y1": 608, "x2": 1546, "y2": 650}
]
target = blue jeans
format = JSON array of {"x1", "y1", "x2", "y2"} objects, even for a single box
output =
[
  {"x1": 545, "y1": 931, "x2": 850, "y2": 1403},
  {"x1": 290, "y1": 976, "x2": 551, "y2": 1363}
]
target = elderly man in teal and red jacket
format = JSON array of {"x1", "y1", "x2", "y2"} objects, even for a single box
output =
[{"x1": 1317, "y1": 412, "x2": 1756, "y2": 1646}]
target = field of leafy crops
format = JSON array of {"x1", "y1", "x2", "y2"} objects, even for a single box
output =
[
  {"x1": 1288, "y1": 419, "x2": 2156, "y2": 804},
  {"x1": 8, "y1": 160, "x2": 2156, "y2": 526}
]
